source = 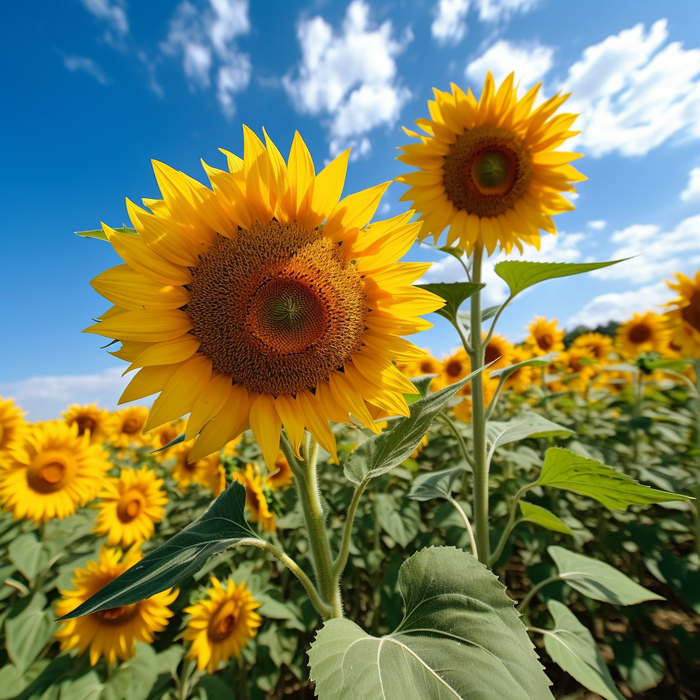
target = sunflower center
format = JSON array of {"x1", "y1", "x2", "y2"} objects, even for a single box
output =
[
  {"x1": 443, "y1": 124, "x2": 532, "y2": 218},
  {"x1": 445, "y1": 359, "x2": 464, "y2": 377},
  {"x1": 484, "y1": 343, "x2": 502, "y2": 366},
  {"x1": 117, "y1": 490, "x2": 144, "y2": 523},
  {"x1": 95, "y1": 603, "x2": 139, "y2": 624},
  {"x1": 537, "y1": 334, "x2": 553, "y2": 351},
  {"x1": 122, "y1": 418, "x2": 140, "y2": 434},
  {"x1": 629, "y1": 324, "x2": 651, "y2": 344},
  {"x1": 185, "y1": 221, "x2": 366, "y2": 396},
  {"x1": 681, "y1": 291, "x2": 700, "y2": 333},
  {"x1": 419, "y1": 359, "x2": 435, "y2": 374},
  {"x1": 28, "y1": 452, "x2": 73, "y2": 493},
  {"x1": 209, "y1": 602, "x2": 239, "y2": 641},
  {"x1": 76, "y1": 416, "x2": 97, "y2": 435},
  {"x1": 39, "y1": 462, "x2": 65, "y2": 484}
]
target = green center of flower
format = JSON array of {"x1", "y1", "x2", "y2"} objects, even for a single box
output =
[{"x1": 472, "y1": 150, "x2": 515, "y2": 193}]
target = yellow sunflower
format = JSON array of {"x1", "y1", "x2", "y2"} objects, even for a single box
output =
[
  {"x1": 0, "y1": 421, "x2": 109, "y2": 523},
  {"x1": 55, "y1": 545, "x2": 177, "y2": 666},
  {"x1": 453, "y1": 372, "x2": 499, "y2": 423},
  {"x1": 665, "y1": 269, "x2": 700, "y2": 357},
  {"x1": 183, "y1": 577, "x2": 261, "y2": 673},
  {"x1": 232, "y1": 463, "x2": 275, "y2": 532},
  {"x1": 503, "y1": 345, "x2": 533, "y2": 394},
  {"x1": 0, "y1": 397, "x2": 29, "y2": 462},
  {"x1": 616, "y1": 312, "x2": 668, "y2": 359},
  {"x1": 222, "y1": 434, "x2": 243, "y2": 457},
  {"x1": 93, "y1": 466, "x2": 168, "y2": 547},
  {"x1": 439, "y1": 348, "x2": 471, "y2": 387},
  {"x1": 558, "y1": 348, "x2": 597, "y2": 393},
  {"x1": 84, "y1": 128, "x2": 441, "y2": 471},
  {"x1": 110, "y1": 407, "x2": 149, "y2": 449},
  {"x1": 483, "y1": 332, "x2": 514, "y2": 371},
  {"x1": 148, "y1": 420, "x2": 184, "y2": 462},
  {"x1": 525, "y1": 317, "x2": 564, "y2": 356},
  {"x1": 571, "y1": 333, "x2": 612, "y2": 365},
  {"x1": 396, "y1": 73, "x2": 585, "y2": 255},
  {"x1": 265, "y1": 454, "x2": 294, "y2": 491},
  {"x1": 171, "y1": 441, "x2": 225, "y2": 496},
  {"x1": 62, "y1": 404, "x2": 113, "y2": 445}
]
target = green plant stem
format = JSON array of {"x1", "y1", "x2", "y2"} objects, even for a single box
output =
[
  {"x1": 333, "y1": 479, "x2": 369, "y2": 581},
  {"x1": 516, "y1": 572, "x2": 581, "y2": 613},
  {"x1": 489, "y1": 482, "x2": 537, "y2": 565},
  {"x1": 440, "y1": 412, "x2": 473, "y2": 500},
  {"x1": 446, "y1": 496, "x2": 478, "y2": 558},
  {"x1": 467, "y1": 243, "x2": 490, "y2": 566}
]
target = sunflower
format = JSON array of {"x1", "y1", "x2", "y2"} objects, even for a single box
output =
[
  {"x1": 0, "y1": 397, "x2": 29, "y2": 462},
  {"x1": 93, "y1": 466, "x2": 167, "y2": 547},
  {"x1": 84, "y1": 128, "x2": 441, "y2": 471},
  {"x1": 55, "y1": 545, "x2": 177, "y2": 666},
  {"x1": 483, "y1": 332, "x2": 514, "y2": 371},
  {"x1": 183, "y1": 577, "x2": 261, "y2": 673},
  {"x1": 0, "y1": 421, "x2": 109, "y2": 523},
  {"x1": 232, "y1": 463, "x2": 275, "y2": 532},
  {"x1": 453, "y1": 372, "x2": 499, "y2": 423},
  {"x1": 171, "y1": 441, "x2": 225, "y2": 496},
  {"x1": 396, "y1": 73, "x2": 585, "y2": 255},
  {"x1": 439, "y1": 348, "x2": 471, "y2": 387},
  {"x1": 148, "y1": 420, "x2": 184, "y2": 462},
  {"x1": 571, "y1": 333, "x2": 612, "y2": 365},
  {"x1": 665, "y1": 269, "x2": 700, "y2": 357},
  {"x1": 110, "y1": 407, "x2": 149, "y2": 449},
  {"x1": 502, "y1": 345, "x2": 533, "y2": 394},
  {"x1": 616, "y1": 312, "x2": 668, "y2": 359},
  {"x1": 62, "y1": 404, "x2": 113, "y2": 445},
  {"x1": 525, "y1": 317, "x2": 564, "y2": 356},
  {"x1": 558, "y1": 348, "x2": 597, "y2": 393},
  {"x1": 265, "y1": 454, "x2": 294, "y2": 491}
]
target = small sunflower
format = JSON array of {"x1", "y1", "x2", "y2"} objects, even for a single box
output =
[
  {"x1": 483, "y1": 332, "x2": 514, "y2": 371},
  {"x1": 571, "y1": 333, "x2": 612, "y2": 365},
  {"x1": 110, "y1": 407, "x2": 149, "y2": 449},
  {"x1": 183, "y1": 577, "x2": 261, "y2": 673},
  {"x1": 93, "y1": 466, "x2": 168, "y2": 547},
  {"x1": 265, "y1": 454, "x2": 294, "y2": 491},
  {"x1": 525, "y1": 317, "x2": 564, "y2": 356},
  {"x1": 616, "y1": 312, "x2": 668, "y2": 359},
  {"x1": 0, "y1": 421, "x2": 109, "y2": 523},
  {"x1": 148, "y1": 420, "x2": 184, "y2": 462},
  {"x1": 439, "y1": 348, "x2": 471, "y2": 387},
  {"x1": 84, "y1": 127, "x2": 443, "y2": 471},
  {"x1": 171, "y1": 441, "x2": 225, "y2": 496},
  {"x1": 0, "y1": 397, "x2": 29, "y2": 462},
  {"x1": 453, "y1": 372, "x2": 499, "y2": 423},
  {"x1": 397, "y1": 73, "x2": 585, "y2": 254},
  {"x1": 665, "y1": 269, "x2": 700, "y2": 357},
  {"x1": 502, "y1": 345, "x2": 533, "y2": 394},
  {"x1": 232, "y1": 463, "x2": 275, "y2": 532},
  {"x1": 558, "y1": 348, "x2": 597, "y2": 393},
  {"x1": 62, "y1": 404, "x2": 113, "y2": 445},
  {"x1": 55, "y1": 546, "x2": 177, "y2": 666}
]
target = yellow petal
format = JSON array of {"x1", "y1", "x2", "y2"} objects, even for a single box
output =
[
  {"x1": 243, "y1": 125, "x2": 273, "y2": 223},
  {"x1": 288, "y1": 131, "x2": 315, "y2": 220},
  {"x1": 329, "y1": 373, "x2": 380, "y2": 433},
  {"x1": 84, "y1": 309, "x2": 192, "y2": 343},
  {"x1": 250, "y1": 394, "x2": 282, "y2": 471},
  {"x1": 297, "y1": 390, "x2": 337, "y2": 463},
  {"x1": 130, "y1": 335, "x2": 201, "y2": 369},
  {"x1": 185, "y1": 373, "x2": 233, "y2": 440},
  {"x1": 344, "y1": 364, "x2": 410, "y2": 417},
  {"x1": 119, "y1": 363, "x2": 184, "y2": 405},
  {"x1": 324, "y1": 182, "x2": 391, "y2": 242},
  {"x1": 275, "y1": 394, "x2": 305, "y2": 459},
  {"x1": 309, "y1": 149, "x2": 350, "y2": 225}
]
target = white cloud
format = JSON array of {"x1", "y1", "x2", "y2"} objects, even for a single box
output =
[
  {"x1": 568, "y1": 281, "x2": 670, "y2": 327},
  {"x1": 431, "y1": 0, "x2": 470, "y2": 46},
  {"x1": 562, "y1": 20, "x2": 700, "y2": 157},
  {"x1": 466, "y1": 39, "x2": 554, "y2": 91},
  {"x1": 63, "y1": 55, "x2": 111, "y2": 85},
  {"x1": 587, "y1": 220, "x2": 607, "y2": 230},
  {"x1": 591, "y1": 214, "x2": 700, "y2": 283},
  {"x1": 81, "y1": 0, "x2": 129, "y2": 37},
  {"x1": 475, "y1": 0, "x2": 539, "y2": 22},
  {"x1": 0, "y1": 368, "x2": 137, "y2": 422},
  {"x1": 161, "y1": 0, "x2": 251, "y2": 117},
  {"x1": 283, "y1": 0, "x2": 412, "y2": 157},
  {"x1": 681, "y1": 167, "x2": 700, "y2": 202}
]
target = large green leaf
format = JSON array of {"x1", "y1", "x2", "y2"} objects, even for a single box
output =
[
  {"x1": 344, "y1": 370, "x2": 484, "y2": 485},
  {"x1": 541, "y1": 600, "x2": 624, "y2": 700},
  {"x1": 9, "y1": 533, "x2": 50, "y2": 582},
  {"x1": 374, "y1": 495, "x2": 421, "y2": 548},
  {"x1": 494, "y1": 259, "x2": 627, "y2": 298},
  {"x1": 409, "y1": 466, "x2": 464, "y2": 501},
  {"x1": 59, "y1": 481, "x2": 258, "y2": 619},
  {"x1": 309, "y1": 547, "x2": 552, "y2": 700},
  {"x1": 416, "y1": 282, "x2": 485, "y2": 323},
  {"x1": 5, "y1": 594, "x2": 57, "y2": 675},
  {"x1": 102, "y1": 644, "x2": 158, "y2": 700},
  {"x1": 75, "y1": 225, "x2": 137, "y2": 242},
  {"x1": 519, "y1": 503, "x2": 572, "y2": 536},
  {"x1": 486, "y1": 414, "x2": 573, "y2": 461},
  {"x1": 536, "y1": 447, "x2": 690, "y2": 510},
  {"x1": 548, "y1": 546, "x2": 663, "y2": 605}
]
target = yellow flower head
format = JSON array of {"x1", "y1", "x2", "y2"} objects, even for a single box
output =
[
  {"x1": 525, "y1": 317, "x2": 564, "y2": 356},
  {"x1": 62, "y1": 404, "x2": 113, "y2": 445},
  {"x1": 397, "y1": 73, "x2": 585, "y2": 255},
  {"x1": 171, "y1": 441, "x2": 225, "y2": 496},
  {"x1": 265, "y1": 454, "x2": 294, "y2": 491},
  {"x1": 503, "y1": 345, "x2": 534, "y2": 394},
  {"x1": 483, "y1": 332, "x2": 514, "y2": 371},
  {"x1": 453, "y1": 372, "x2": 499, "y2": 423},
  {"x1": 93, "y1": 466, "x2": 168, "y2": 547},
  {"x1": 616, "y1": 311, "x2": 668, "y2": 359},
  {"x1": 110, "y1": 407, "x2": 149, "y2": 449},
  {"x1": 148, "y1": 419, "x2": 184, "y2": 460},
  {"x1": 84, "y1": 128, "x2": 442, "y2": 472},
  {"x1": 232, "y1": 463, "x2": 275, "y2": 532},
  {"x1": 55, "y1": 545, "x2": 177, "y2": 666},
  {"x1": 665, "y1": 269, "x2": 700, "y2": 357},
  {"x1": 0, "y1": 397, "x2": 29, "y2": 463},
  {"x1": 558, "y1": 347, "x2": 597, "y2": 393},
  {"x1": 183, "y1": 577, "x2": 261, "y2": 673},
  {"x1": 440, "y1": 348, "x2": 471, "y2": 387},
  {"x1": 571, "y1": 333, "x2": 612, "y2": 365},
  {"x1": 0, "y1": 421, "x2": 110, "y2": 523}
]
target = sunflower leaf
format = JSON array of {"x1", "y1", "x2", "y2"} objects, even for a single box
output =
[
  {"x1": 489, "y1": 353, "x2": 557, "y2": 379},
  {"x1": 57, "y1": 481, "x2": 258, "y2": 619},
  {"x1": 519, "y1": 503, "x2": 573, "y2": 536},
  {"x1": 409, "y1": 466, "x2": 465, "y2": 501},
  {"x1": 309, "y1": 547, "x2": 553, "y2": 700},
  {"x1": 487, "y1": 415, "x2": 573, "y2": 460},
  {"x1": 407, "y1": 374, "x2": 437, "y2": 401},
  {"x1": 494, "y1": 259, "x2": 629, "y2": 298},
  {"x1": 416, "y1": 282, "x2": 485, "y2": 323},
  {"x1": 75, "y1": 226, "x2": 137, "y2": 242},
  {"x1": 149, "y1": 431, "x2": 186, "y2": 454}
]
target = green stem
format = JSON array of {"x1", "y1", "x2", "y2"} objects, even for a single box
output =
[
  {"x1": 467, "y1": 243, "x2": 490, "y2": 566},
  {"x1": 489, "y1": 482, "x2": 536, "y2": 565},
  {"x1": 333, "y1": 479, "x2": 369, "y2": 581},
  {"x1": 517, "y1": 572, "x2": 581, "y2": 613},
  {"x1": 440, "y1": 402, "x2": 473, "y2": 501},
  {"x1": 446, "y1": 496, "x2": 478, "y2": 558}
]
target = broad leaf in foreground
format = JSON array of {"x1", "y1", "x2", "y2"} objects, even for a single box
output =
[
  {"x1": 416, "y1": 282, "x2": 485, "y2": 323},
  {"x1": 549, "y1": 546, "x2": 663, "y2": 605},
  {"x1": 59, "y1": 481, "x2": 258, "y2": 619},
  {"x1": 519, "y1": 503, "x2": 572, "y2": 536},
  {"x1": 541, "y1": 600, "x2": 624, "y2": 700},
  {"x1": 536, "y1": 448, "x2": 690, "y2": 510},
  {"x1": 309, "y1": 547, "x2": 552, "y2": 700},
  {"x1": 6, "y1": 594, "x2": 56, "y2": 675}
]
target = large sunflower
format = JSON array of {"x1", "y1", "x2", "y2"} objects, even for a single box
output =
[
  {"x1": 0, "y1": 421, "x2": 109, "y2": 523},
  {"x1": 0, "y1": 397, "x2": 29, "y2": 462},
  {"x1": 232, "y1": 463, "x2": 275, "y2": 532},
  {"x1": 55, "y1": 546, "x2": 177, "y2": 665},
  {"x1": 183, "y1": 577, "x2": 261, "y2": 673},
  {"x1": 616, "y1": 312, "x2": 668, "y2": 359},
  {"x1": 93, "y1": 466, "x2": 168, "y2": 547},
  {"x1": 63, "y1": 404, "x2": 113, "y2": 445},
  {"x1": 525, "y1": 317, "x2": 564, "y2": 356},
  {"x1": 665, "y1": 269, "x2": 700, "y2": 357},
  {"x1": 171, "y1": 441, "x2": 226, "y2": 496},
  {"x1": 110, "y1": 407, "x2": 149, "y2": 449},
  {"x1": 84, "y1": 128, "x2": 441, "y2": 470},
  {"x1": 483, "y1": 332, "x2": 514, "y2": 371},
  {"x1": 396, "y1": 73, "x2": 585, "y2": 254}
]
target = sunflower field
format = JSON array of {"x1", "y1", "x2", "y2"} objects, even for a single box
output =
[{"x1": 1, "y1": 73, "x2": 700, "y2": 700}]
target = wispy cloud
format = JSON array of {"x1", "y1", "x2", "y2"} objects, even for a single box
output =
[
  {"x1": 62, "y1": 54, "x2": 111, "y2": 85},
  {"x1": 81, "y1": 0, "x2": 129, "y2": 43},
  {"x1": 681, "y1": 167, "x2": 700, "y2": 202}
]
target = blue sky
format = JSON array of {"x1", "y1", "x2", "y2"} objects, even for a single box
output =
[{"x1": 1, "y1": 0, "x2": 700, "y2": 418}]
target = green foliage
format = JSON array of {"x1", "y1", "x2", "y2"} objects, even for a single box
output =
[
  {"x1": 74, "y1": 226, "x2": 137, "y2": 242},
  {"x1": 5, "y1": 593, "x2": 57, "y2": 675},
  {"x1": 416, "y1": 281, "x2": 485, "y2": 323},
  {"x1": 519, "y1": 503, "x2": 572, "y2": 536}
]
